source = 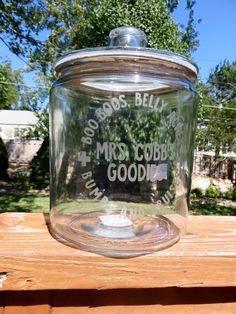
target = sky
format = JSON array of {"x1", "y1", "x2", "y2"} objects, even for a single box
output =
[
  {"x1": 173, "y1": 0, "x2": 236, "y2": 81},
  {"x1": 0, "y1": 0, "x2": 236, "y2": 86}
]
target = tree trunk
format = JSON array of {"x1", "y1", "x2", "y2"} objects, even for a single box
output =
[{"x1": 215, "y1": 145, "x2": 221, "y2": 160}]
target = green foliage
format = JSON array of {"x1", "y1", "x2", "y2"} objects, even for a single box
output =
[
  {"x1": 30, "y1": 137, "x2": 49, "y2": 189},
  {"x1": 86, "y1": 0, "x2": 192, "y2": 56},
  {"x1": 191, "y1": 185, "x2": 236, "y2": 201},
  {"x1": 0, "y1": 137, "x2": 8, "y2": 180},
  {"x1": 0, "y1": 0, "x2": 47, "y2": 62},
  {"x1": 196, "y1": 61, "x2": 236, "y2": 157},
  {"x1": 0, "y1": 192, "x2": 49, "y2": 213},
  {"x1": 205, "y1": 184, "x2": 222, "y2": 199},
  {"x1": 181, "y1": 0, "x2": 201, "y2": 53},
  {"x1": 25, "y1": 109, "x2": 49, "y2": 140},
  {"x1": 10, "y1": 173, "x2": 32, "y2": 190},
  {"x1": 166, "y1": 0, "x2": 179, "y2": 12},
  {"x1": 0, "y1": 0, "x2": 200, "y2": 75},
  {"x1": 190, "y1": 202, "x2": 236, "y2": 216},
  {"x1": 224, "y1": 186, "x2": 236, "y2": 201},
  {"x1": 0, "y1": 60, "x2": 21, "y2": 109},
  {"x1": 190, "y1": 187, "x2": 203, "y2": 199}
]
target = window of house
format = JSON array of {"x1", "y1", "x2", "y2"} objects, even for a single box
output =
[
  {"x1": 14, "y1": 128, "x2": 21, "y2": 138},
  {"x1": 14, "y1": 127, "x2": 32, "y2": 139}
]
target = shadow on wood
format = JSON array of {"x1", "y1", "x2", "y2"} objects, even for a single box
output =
[{"x1": 1, "y1": 288, "x2": 236, "y2": 314}]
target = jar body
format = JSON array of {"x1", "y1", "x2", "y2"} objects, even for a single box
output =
[{"x1": 50, "y1": 57, "x2": 198, "y2": 257}]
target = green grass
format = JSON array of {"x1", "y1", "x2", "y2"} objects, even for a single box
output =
[
  {"x1": 0, "y1": 192, "x2": 49, "y2": 213},
  {"x1": 0, "y1": 192, "x2": 235, "y2": 216},
  {"x1": 190, "y1": 201, "x2": 236, "y2": 216},
  {"x1": 55, "y1": 199, "x2": 174, "y2": 216}
]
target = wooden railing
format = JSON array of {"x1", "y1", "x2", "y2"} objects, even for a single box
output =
[{"x1": 1, "y1": 212, "x2": 236, "y2": 313}]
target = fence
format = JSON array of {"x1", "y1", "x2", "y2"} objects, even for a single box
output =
[{"x1": 193, "y1": 153, "x2": 235, "y2": 181}]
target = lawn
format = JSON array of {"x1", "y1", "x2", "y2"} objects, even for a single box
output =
[
  {"x1": 0, "y1": 192, "x2": 235, "y2": 215},
  {"x1": 190, "y1": 200, "x2": 236, "y2": 216},
  {"x1": 0, "y1": 192, "x2": 49, "y2": 213}
]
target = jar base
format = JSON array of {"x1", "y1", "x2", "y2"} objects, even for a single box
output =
[{"x1": 50, "y1": 211, "x2": 181, "y2": 258}]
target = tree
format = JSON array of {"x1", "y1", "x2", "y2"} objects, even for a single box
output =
[
  {"x1": 0, "y1": 60, "x2": 22, "y2": 182},
  {"x1": 0, "y1": 136, "x2": 8, "y2": 180},
  {"x1": 83, "y1": 0, "x2": 195, "y2": 55},
  {"x1": 196, "y1": 61, "x2": 236, "y2": 158},
  {"x1": 0, "y1": 0, "x2": 200, "y2": 75},
  {"x1": 30, "y1": 136, "x2": 49, "y2": 189},
  {"x1": 0, "y1": 60, "x2": 21, "y2": 109},
  {"x1": 0, "y1": 1, "x2": 46, "y2": 62},
  {"x1": 181, "y1": 0, "x2": 201, "y2": 53},
  {"x1": 0, "y1": 58, "x2": 47, "y2": 112}
]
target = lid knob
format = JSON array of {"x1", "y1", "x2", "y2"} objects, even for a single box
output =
[{"x1": 108, "y1": 26, "x2": 147, "y2": 48}]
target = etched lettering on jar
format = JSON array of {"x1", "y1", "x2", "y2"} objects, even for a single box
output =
[
  {"x1": 134, "y1": 143, "x2": 168, "y2": 161},
  {"x1": 81, "y1": 171, "x2": 107, "y2": 201},
  {"x1": 135, "y1": 92, "x2": 168, "y2": 112},
  {"x1": 96, "y1": 142, "x2": 127, "y2": 161},
  {"x1": 96, "y1": 94, "x2": 128, "y2": 122},
  {"x1": 107, "y1": 163, "x2": 167, "y2": 183}
]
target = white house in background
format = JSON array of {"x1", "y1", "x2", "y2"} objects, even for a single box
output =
[
  {"x1": 0, "y1": 110, "x2": 43, "y2": 168},
  {"x1": 0, "y1": 110, "x2": 39, "y2": 140}
]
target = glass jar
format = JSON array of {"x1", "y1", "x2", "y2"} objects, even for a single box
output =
[{"x1": 50, "y1": 27, "x2": 198, "y2": 257}]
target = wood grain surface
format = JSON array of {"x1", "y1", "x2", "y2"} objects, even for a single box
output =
[{"x1": 0, "y1": 212, "x2": 236, "y2": 291}]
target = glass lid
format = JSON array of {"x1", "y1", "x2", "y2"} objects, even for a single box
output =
[{"x1": 54, "y1": 26, "x2": 198, "y2": 77}]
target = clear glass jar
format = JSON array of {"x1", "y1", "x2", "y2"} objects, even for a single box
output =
[{"x1": 50, "y1": 27, "x2": 198, "y2": 257}]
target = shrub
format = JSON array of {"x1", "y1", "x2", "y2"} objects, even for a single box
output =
[
  {"x1": 30, "y1": 138, "x2": 49, "y2": 189},
  {"x1": 205, "y1": 184, "x2": 221, "y2": 198},
  {"x1": 191, "y1": 187, "x2": 204, "y2": 199},
  {"x1": 190, "y1": 188, "x2": 204, "y2": 200},
  {"x1": 0, "y1": 137, "x2": 8, "y2": 180},
  {"x1": 11, "y1": 173, "x2": 32, "y2": 191},
  {"x1": 224, "y1": 187, "x2": 236, "y2": 200}
]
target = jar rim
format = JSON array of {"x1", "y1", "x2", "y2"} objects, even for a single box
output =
[{"x1": 54, "y1": 47, "x2": 198, "y2": 78}]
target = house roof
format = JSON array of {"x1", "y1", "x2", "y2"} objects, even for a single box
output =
[{"x1": 0, "y1": 110, "x2": 38, "y2": 126}]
